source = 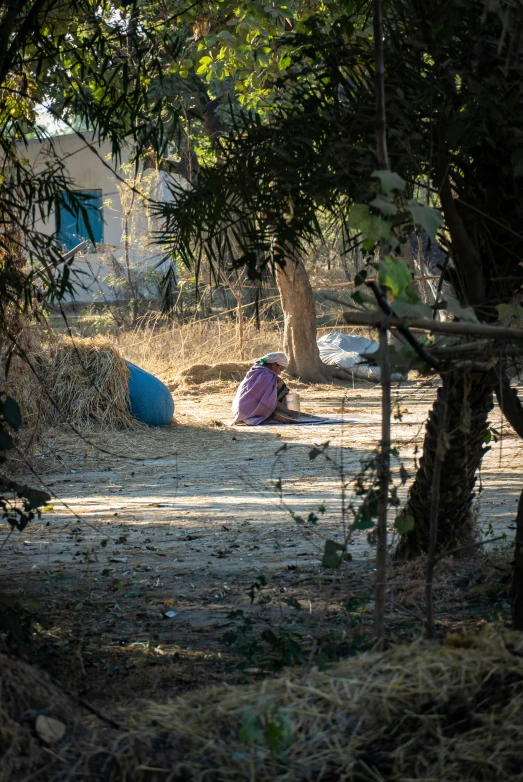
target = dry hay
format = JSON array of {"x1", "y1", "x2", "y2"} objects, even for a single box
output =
[
  {"x1": 82, "y1": 632, "x2": 523, "y2": 781},
  {"x1": 170, "y1": 360, "x2": 253, "y2": 389},
  {"x1": 43, "y1": 336, "x2": 135, "y2": 430},
  {"x1": 3, "y1": 325, "x2": 48, "y2": 467},
  {"x1": 0, "y1": 652, "x2": 74, "y2": 782}
]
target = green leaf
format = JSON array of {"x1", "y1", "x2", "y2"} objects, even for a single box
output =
[
  {"x1": 407, "y1": 202, "x2": 443, "y2": 239},
  {"x1": 321, "y1": 539, "x2": 345, "y2": 568},
  {"x1": 371, "y1": 169, "x2": 406, "y2": 194},
  {"x1": 497, "y1": 303, "x2": 516, "y2": 320},
  {"x1": 394, "y1": 514, "x2": 415, "y2": 535},
  {"x1": 348, "y1": 204, "x2": 395, "y2": 251},
  {"x1": 392, "y1": 299, "x2": 433, "y2": 319},
  {"x1": 379, "y1": 257, "x2": 412, "y2": 298},
  {"x1": 352, "y1": 517, "x2": 375, "y2": 531},
  {"x1": 497, "y1": 302, "x2": 523, "y2": 323},
  {"x1": 240, "y1": 713, "x2": 264, "y2": 745},
  {"x1": 263, "y1": 708, "x2": 293, "y2": 751},
  {"x1": 217, "y1": 31, "x2": 237, "y2": 43},
  {"x1": 3, "y1": 397, "x2": 22, "y2": 431},
  {"x1": 369, "y1": 196, "x2": 398, "y2": 216},
  {"x1": 351, "y1": 289, "x2": 376, "y2": 305},
  {"x1": 442, "y1": 295, "x2": 479, "y2": 323}
]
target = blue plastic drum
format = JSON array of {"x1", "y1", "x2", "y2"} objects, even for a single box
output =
[{"x1": 126, "y1": 361, "x2": 174, "y2": 427}]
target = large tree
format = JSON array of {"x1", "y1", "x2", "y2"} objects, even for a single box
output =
[
  {"x1": 132, "y1": 0, "x2": 358, "y2": 380},
  {"x1": 384, "y1": 0, "x2": 523, "y2": 556}
]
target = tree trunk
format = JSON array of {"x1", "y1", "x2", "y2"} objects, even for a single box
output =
[
  {"x1": 511, "y1": 487, "x2": 523, "y2": 630},
  {"x1": 395, "y1": 371, "x2": 494, "y2": 559},
  {"x1": 276, "y1": 257, "x2": 359, "y2": 383},
  {"x1": 276, "y1": 258, "x2": 329, "y2": 382}
]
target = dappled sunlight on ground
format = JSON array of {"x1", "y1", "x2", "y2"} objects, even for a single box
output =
[{"x1": 0, "y1": 379, "x2": 520, "y2": 704}]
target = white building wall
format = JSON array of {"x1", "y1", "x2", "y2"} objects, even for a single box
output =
[
  {"x1": 24, "y1": 131, "x2": 127, "y2": 248},
  {"x1": 22, "y1": 133, "x2": 181, "y2": 304}
]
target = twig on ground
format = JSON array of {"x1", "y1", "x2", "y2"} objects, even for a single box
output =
[
  {"x1": 50, "y1": 676, "x2": 122, "y2": 730},
  {"x1": 434, "y1": 534, "x2": 508, "y2": 562}
]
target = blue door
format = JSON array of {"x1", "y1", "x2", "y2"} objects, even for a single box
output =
[{"x1": 56, "y1": 189, "x2": 104, "y2": 251}]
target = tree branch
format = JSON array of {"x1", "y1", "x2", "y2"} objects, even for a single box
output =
[
  {"x1": 366, "y1": 281, "x2": 441, "y2": 370},
  {"x1": 373, "y1": 0, "x2": 388, "y2": 170},
  {"x1": 343, "y1": 309, "x2": 523, "y2": 340},
  {"x1": 0, "y1": 0, "x2": 48, "y2": 84}
]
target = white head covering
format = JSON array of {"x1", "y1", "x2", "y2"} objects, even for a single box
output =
[{"x1": 257, "y1": 352, "x2": 289, "y2": 368}]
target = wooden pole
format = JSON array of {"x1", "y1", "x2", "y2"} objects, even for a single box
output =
[
  {"x1": 375, "y1": 324, "x2": 391, "y2": 649},
  {"x1": 373, "y1": 0, "x2": 389, "y2": 171},
  {"x1": 372, "y1": 0, "x2": 390, "y2": 651},
  {"x1": 343, "y1": 309, "x2": 523, "y2": 341}
]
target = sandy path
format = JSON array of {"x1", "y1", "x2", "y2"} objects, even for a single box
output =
[{"x1": 0, "y1": 380, "x2": 520, "y2": 701}]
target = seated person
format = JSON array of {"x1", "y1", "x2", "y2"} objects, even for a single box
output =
[{"x1": 231, "y1": 352, "x2": 299, "y2": 425}]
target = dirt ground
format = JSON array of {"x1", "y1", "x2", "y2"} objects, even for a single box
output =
[{"x1": 1, "y1": 378, "x2": 520, "y2": 716}]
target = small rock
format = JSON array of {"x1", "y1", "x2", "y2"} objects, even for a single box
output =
[{"x1": 35, "y1": 715, "x2": 66, "y2": 744}]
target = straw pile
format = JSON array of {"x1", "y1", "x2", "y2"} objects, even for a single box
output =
[
  {"x1": 172, "y1": 360, "x2": 252, "y2": 388},
  {"x1": 85, "y1": 632, "x2": 523, "y2": 781},
  {"x1": 44, "y1": 336, "x2": 134, "y2": 430},
  {"x1": 0, "y1": 652, "x2": 74, "y2": 782}
]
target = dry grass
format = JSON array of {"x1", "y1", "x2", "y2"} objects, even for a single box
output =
[
  {"x1": 115, "y1": 316, "x2": 375, "y2": 393},
  {"x1": 42, "y1": 336, "x2": 135, "y2": 430},
  {"x1": 7, "y1": 632, "x2": 523, "y2": 781},
  {"x1": 171, "y1": 360, "x2": 253, "y2": 389},
  {"x1": 3, "y1": 332, "x2": 141, "y2": 475},
  {"x1": 0, "y1": 651, "x2": 74, "y2": 782},
  {"x1": 115, "y1": 317, "x2": 283, "y2": 382},
  {"x1": 45, "y1": 631, "x2": 523, "y2": 781},
  {"x1": 4, "y1": 313, "x2": 377, "y2": 457}
]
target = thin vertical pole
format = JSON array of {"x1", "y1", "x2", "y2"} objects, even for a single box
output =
[
  {"x1": 425, "y1": 380, "x2": 449, "y2": 639},
  {"x1": 373, "y1": 0, "x2": 390, "y2": 650},
  {"x1": 373, "y1": 0, "x2": 389, "y2": 171},
  {"x1": 375, "y1": 323, "x2": 391, "y2": 649}
]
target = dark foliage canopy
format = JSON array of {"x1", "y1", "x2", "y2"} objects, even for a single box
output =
[{"x1": 159, "y1": 0, "x2": 523, "y2": 315}]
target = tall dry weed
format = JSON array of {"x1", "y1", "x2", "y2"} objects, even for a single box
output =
[{"x1": 115, "y1": 316, "x2": 284, "y2": 380}]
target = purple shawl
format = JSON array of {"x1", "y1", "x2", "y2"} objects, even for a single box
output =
[{"x1": 231, "y1": 365, "x2": 277, "y2": 425}]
